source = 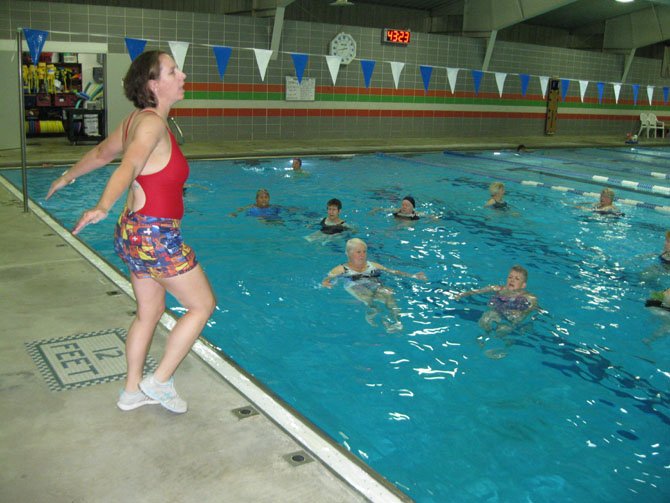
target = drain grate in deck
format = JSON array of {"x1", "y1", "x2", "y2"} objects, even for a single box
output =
[
  {"x1": 231, "y1": 405, "x2": 259, "y2": 419},
  {"x1": 25, "y1": 328, "x2": 156, "y2": 392},
  {"x1": 283, "y1": 450, "x2": 314, "y2": 467}
]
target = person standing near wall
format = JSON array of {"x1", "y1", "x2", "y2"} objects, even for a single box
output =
[{"x1": 46, "y1": 51, "x2": 216, "y2": 414}]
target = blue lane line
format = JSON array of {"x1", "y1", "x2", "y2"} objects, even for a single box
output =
[
  {"x1": 596, "y1": 147, "x2": 670, "y2": 161},
  {"x1": 375, "y1": 152, "x2": 670, "y2": 213},
  {"x1": 442, "y1": 150, "x2": 670, "y2": 196},
  {"x1": 533, "y1": 148, "x2": 670, "y2": 180},
  {"x1": 534, "y1": 149, "x2": 670, "y2": 181}
]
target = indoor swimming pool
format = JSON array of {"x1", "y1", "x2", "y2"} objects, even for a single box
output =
[{"x1": 5, "y1": 147, "x2": 670, "y2": 502}]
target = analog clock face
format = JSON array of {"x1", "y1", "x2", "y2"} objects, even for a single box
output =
[{"x1": 329, "y1": 32, "x2": 356, "y2": 65}]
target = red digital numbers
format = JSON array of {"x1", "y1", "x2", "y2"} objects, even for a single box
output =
[{"x1": 383, "y1": 29, "x2": 410, "y2": 45}]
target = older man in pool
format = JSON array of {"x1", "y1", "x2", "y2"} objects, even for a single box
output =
[{"x1": 322, "y1": 238, "x2": 426, "y2": 332}]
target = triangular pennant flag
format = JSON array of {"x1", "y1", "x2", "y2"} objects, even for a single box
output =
[
  {"x1": 519, "y1": 74, "x2": 530, "y2": 97},
  {"x1": 578, "y1": 80, "x2": 588, "y2": 102},
  {"x1": 389, "y1": 61, "x2": 405, "y2": 89},
  {"x1": 23, "y1": 28, "x2": 48, "y2": 64},
  {"x1": 447, "y1": 67, "x2": 459, "y2": 94},
  {"x1": 471, "y1": 70, "x2": 483, "y2": 95},
  {"x1": 560, "y1": 79, "x2": 570, "y2": 101},
  {"x1": 124, "y1": 37, "x2": 147, "y2": 61},
  {"x1": 646, "y1": 85, "x2": 654, "y2": 106},
  {"x1": 212, "y1": 46, "x2": 232, "y2": 80},
  {"x1": 290, "y1": 53, "x2": 308, "y2": 84},
  {"x1": 253, "y1": 48, "x2": 273, "y2": 82},
  {"x1": 539, "y1": 76, "x2": 549, "y2": 98},
  {"x1": 360, "y1": 59, "x2": 376, "y2": 89},
  {"x1": 325, "y1": 55, "x2": 341, "y2": 85},
  {"x1": 597, "y1": 82, "x2": 605, "y2": 104},
  {"x1": 168, "y1": 41, "x2": 189, "y2": 70},
  {"x1": 664, "y1": 86, "x2": 669, "y2": 104},
  {"x1": 632, "y1": 84, "x2": 639, "y2": 105},
  {"x1": 494, "y1": 72, "x2": 507, "y2": 97},
  {"x1": 420, "y1": 65, "x2": 433, "y2": 93},
  {"x1": 613, "y1": 83, "x2": 622, "y2": 104}
]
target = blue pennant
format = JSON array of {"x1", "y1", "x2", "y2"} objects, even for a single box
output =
[
  {"x1": 124, "y1": 37, "x2": 147, "y2": 61},
  {"x1": 23, "y1": 28, "x2": 49, "y2": 64},
  {"x1": 360, "y1": 60, "x2": 376, "y2": 89},
  {"x1": 290, "y1": 53, "x2": 308, "y2": 84},
  {"x1": 471, "y1": 70, "x2": 483, "y2": 95},
  {"x1": 519, "y1": 74, "x2": 530, "y2": 97},
  {"x1": 419, "y1": 65, "x2": 433, "y2": 93},
  {"x1": 212, "y1": 46, "x2": 232, "y2": 80}
]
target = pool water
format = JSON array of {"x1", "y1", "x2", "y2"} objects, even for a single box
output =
[{"x1": 6, "y1": 147, "x2": 670, "y2": 502}]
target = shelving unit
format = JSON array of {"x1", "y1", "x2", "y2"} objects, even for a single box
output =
[{"x1": 23, "y1": 57, "x2": 83, "y2": 137}]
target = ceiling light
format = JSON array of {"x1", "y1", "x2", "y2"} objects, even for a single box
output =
[{"x1": 615, "y1": 0, "x2": 635, "y2": 3}]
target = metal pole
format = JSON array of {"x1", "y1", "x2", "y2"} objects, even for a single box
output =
[{"x1": 17, "y1": 28, "x2": 29, "y2": 213}]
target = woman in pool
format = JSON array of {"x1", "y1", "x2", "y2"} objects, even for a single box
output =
[
  {"x1": 322, "y1": 238, "x2": 427, "y2": 332},
  {"x1": 306, "y1": 198, "x2": 352, "y2": 242},
  {"x1": 46, "y1": 50, "x2": 216, "y2": 414},
  {"x1": 485, "y1": 182, "x2": 508, "y2": 210},
  {"x1": 660, "y1": 230, "x2": 670, "y2": 265},
  {"x1": 230, "y1": 188, "x2": 280, "y2": 218},
  {"x1": 455, "y1": 265, "x2": 537, "y2": 335},
  {"x1": 578, "y1": 188, "x2": 621, "y2": 215},
  {"x1": 371, "y1": 195, "x2": 425, "y2": 221},
  {"x1": 644, "y1": 287, "x2": 670, "y2": 344}
]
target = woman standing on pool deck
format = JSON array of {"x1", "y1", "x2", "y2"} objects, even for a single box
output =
[{"x1": 46, "y1": 51, "x2": 216, "y2": 414}]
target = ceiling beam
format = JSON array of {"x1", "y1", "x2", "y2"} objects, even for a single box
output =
[
  {"x1": 462, "y1": 0, "x2": 578, "y2": 33},
  {"x1": 603, "y1": 5, "x2": 670, "y2": 51}
]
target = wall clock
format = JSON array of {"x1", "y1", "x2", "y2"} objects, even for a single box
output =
[{"x1": 329, "y1": 32, "x2": 356, "y2": 65}]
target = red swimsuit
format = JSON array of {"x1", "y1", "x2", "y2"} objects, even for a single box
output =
[{"x1": 125, "y1": 110, "x2": 189, "y2": 219}]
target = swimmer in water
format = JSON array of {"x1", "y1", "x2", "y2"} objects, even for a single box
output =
[
  {"x1": 485, "y1": 182, "x2": 508, "y2": 210},
  {"x1": 660, "y1": 230, "x2": 670, "y2": 265},
  {"x1": 306, "y1": 198, "x2": 353, "y2": 242},
  {"x1": 229, "y1": 188, "x2": 280, "y2": 218},
  {"x1": 644, "y1": 287, "x2": 670, "y2": 344},
  {"x1": 578, "y1": 188, "x2": 621, "y2": 215},
  {"x1": 455, "y1": 265, "x2": 538, "y2": 336},
  {"x1": 371, "y1": 195, "x2": 430, "y2": 221},
  {"x1": 322, "y1": 238, "x2": 427, "y2": 332}
]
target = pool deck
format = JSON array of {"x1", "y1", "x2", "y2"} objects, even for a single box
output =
[{"x1": 1, "y1": 133, "x2": 667, "y2": 503}]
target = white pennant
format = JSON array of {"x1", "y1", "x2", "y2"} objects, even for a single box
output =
[
  {"x1": 613, "y1": 83, "x2": 622, "y2": 104},
  {"x1": 578, "y1": 80, "x2": 589, "y2": 102},
  {"x1": 447, "y1": 67, "x2": 459, "y2": 94},
  {"x1": 253, "y1": 48, "x2": 273, "y2": 81},
  {"x1": 539, "y1": 76, "x2": 549, "y2": 98},
  {"x1": 494, "y1": 72, "x2": 507, "y2": 97},
  {"x1": 168, "y1": 41, "x2": 189, "y2": 70},
  {"x1": 389, "y1": 61, "x2": 405, "y2": 89},
  {"x1": 325, "y1": 55, "x2": 341, "y2": 85},
  {"x1": 647, "y1": 85, "x2": 654, "y2": 105}
]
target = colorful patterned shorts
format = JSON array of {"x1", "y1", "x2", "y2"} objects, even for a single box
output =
[{"x1": 114, "y1": 209, "x2": 198, "y2": 279}]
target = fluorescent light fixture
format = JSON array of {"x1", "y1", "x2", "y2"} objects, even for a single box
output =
[{"x1": 615, "y1": 0, "x2": 635, "y2": 4}]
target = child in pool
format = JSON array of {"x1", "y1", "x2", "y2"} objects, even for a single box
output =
[
  {"x1": 485, "y1": 182, "x2": 508, "y2": 209},
  {"x1": 322, "y1": 238, "x2": 427, "y2": 332},
  {"x1": 455, "y1": 265, "x2": 537, "y2": 335}
]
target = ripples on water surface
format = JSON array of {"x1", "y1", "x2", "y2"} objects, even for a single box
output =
[{"x1": 7, "y1": 147, "x2": 670, "y2": 502}]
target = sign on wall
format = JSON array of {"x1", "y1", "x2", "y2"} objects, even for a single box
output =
[{"x1": 285, "y1": 76, "x2": 315, "y2": 101}]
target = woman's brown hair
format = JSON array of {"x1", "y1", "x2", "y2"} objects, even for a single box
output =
[{"x1": 123, "y1": 50, "x2": 166, "y2": 109}]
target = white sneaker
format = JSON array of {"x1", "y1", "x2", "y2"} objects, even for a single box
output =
[
  {"x1": 117, "y1": 389, "x2": 159, "y2": 411},
  {"x1": 139, "y1": 374, "x2": 188, "y2": 414}
]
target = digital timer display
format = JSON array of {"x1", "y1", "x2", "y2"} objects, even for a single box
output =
[{"x1": 382, "y1": 28, "x2": 411, "y2": 45}]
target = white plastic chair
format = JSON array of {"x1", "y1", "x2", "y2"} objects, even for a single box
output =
[
  {"x1": 648, "y1": 113, "x2": 665, "y2": 138},
  {"x1": 637, "y1": 112, "x2": 652, "y2": 138}
]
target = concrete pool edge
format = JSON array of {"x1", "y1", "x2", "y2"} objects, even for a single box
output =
[{"x1": 0, "y1": 175, "x2": 411, "y2": 503}]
